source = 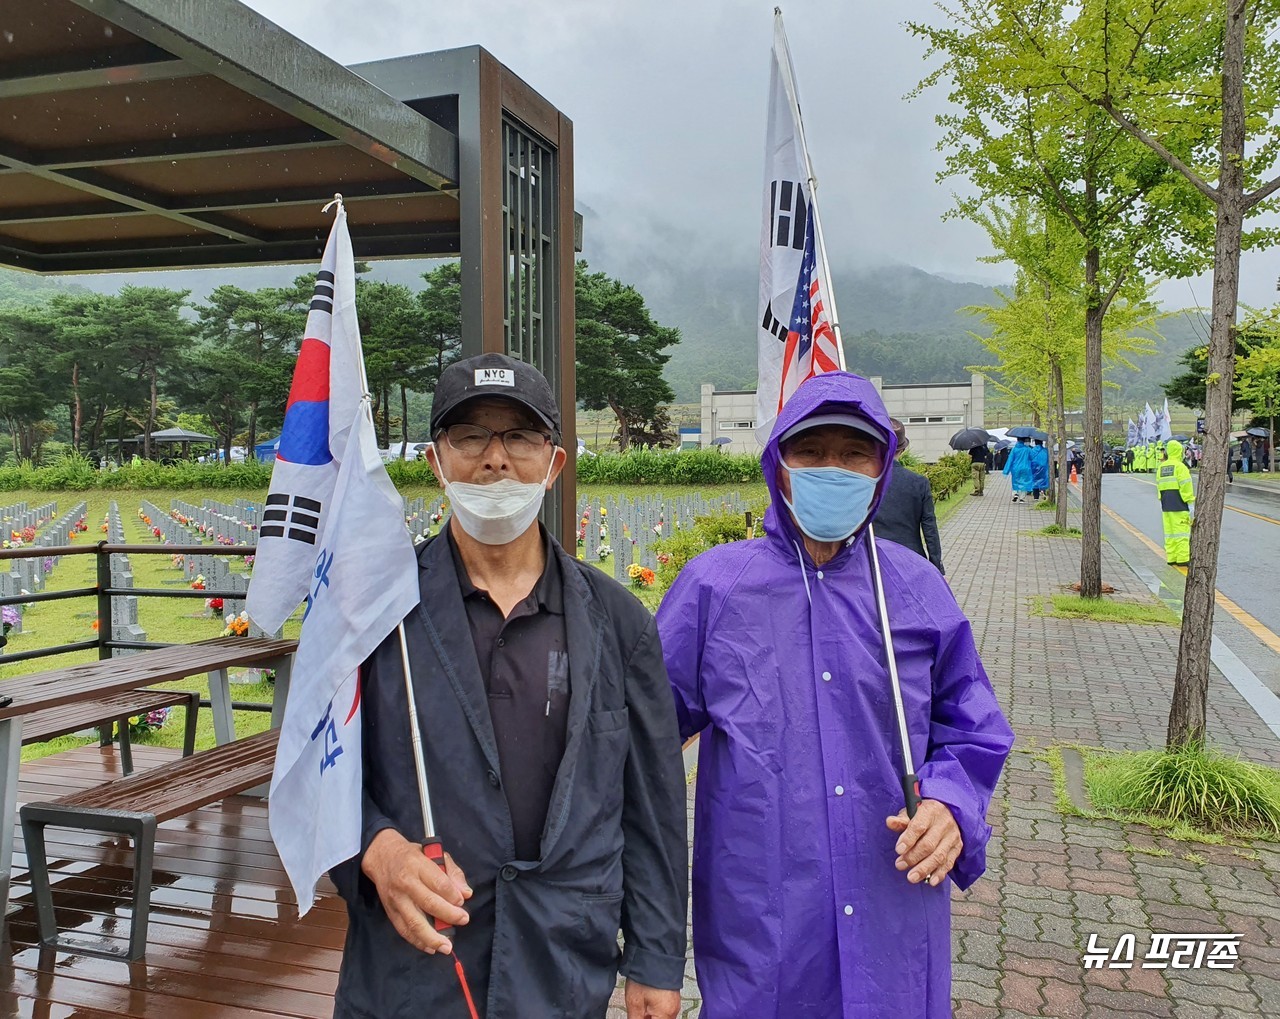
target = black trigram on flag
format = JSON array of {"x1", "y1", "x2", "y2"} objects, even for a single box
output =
[
  {"x1": 762, "y1": 179, "x2": 808, "y2": 342},
  {"x1": 261, "y1": 493, "x2": 323, "y2": 545},
  {"x1": 310, "y1": 269, "x2": 334, "y2": 315}
]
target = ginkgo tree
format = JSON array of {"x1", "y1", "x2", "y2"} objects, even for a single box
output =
[{"x1": 968, "y1": 203, "x2": 1158, "y2": 531}]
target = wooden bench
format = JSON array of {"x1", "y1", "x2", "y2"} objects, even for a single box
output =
[
  {"x1": 19, "y1": 726, "x2": 280, "y2": 960},
  {"x1": 21, "y1": 688, "x2": 200, "y2": 776}
]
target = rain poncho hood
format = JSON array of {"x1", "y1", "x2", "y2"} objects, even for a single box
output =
[
  {"x1": 761, "y1": 371, "x2": 897, "y2": 560},
  {"x1": 657, "y1": 371, "x2": 1013, "y2": 1019},
  {"x1": 1165, "y1": 439, "x2": 1184, "y2": 462}
]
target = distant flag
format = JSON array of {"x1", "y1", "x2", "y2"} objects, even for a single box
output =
[
  {"x1": 269, "y1": 395, "x2": 419, "y2": 913},
  {"x1": 1160, "y1": 398, "x2": 1174, "y2": 442},
  {"x1": 756, "y1": 8, "x2": 844, "y2": 441},
  {"x1": 246, "y1": 205, "x2": 365, "y2": 635},
  {"x1": 1143, "y1": 402, "x2": 1157, "y2": 444},
  {"x1": 1127, "y1": 418, "x2": 1139, "y2": 449}
]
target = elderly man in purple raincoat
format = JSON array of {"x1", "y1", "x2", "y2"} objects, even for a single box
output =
[{"x1": 657, "y1": 371, "x2": 1013, "y2": 1018}]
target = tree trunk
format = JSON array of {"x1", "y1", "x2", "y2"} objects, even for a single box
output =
[
  {"x1": 401, "y1": 385, "x2": 410, "y2": 458},
  {"x1": 608, "y1": 399, "x2": 631, "y2": 451},
  {"x1": 70, "y1": 361, "x2": 82, "y2": 451},
  {"x1": 90, "y1": 402, "x2": 106, "y2": 452},
  {"x1": 1168, "y1": 2, "x2": 1248, "y2": 749},
  {"x1": 1079, "y1": 237, "x2": 1105, "y2": 599},
  {"x1": 247, "y1": 403, "x2": 258, "y2": 462},
  {"x1": 382, "y1": 387, "x2": 391, "y2": 449},
  {"x1": 145, "y1": 365, "x2": 158, "y2": 460},
  {"x1": 1052, "y1": 357, "x2": 1070, "y2": 531}
]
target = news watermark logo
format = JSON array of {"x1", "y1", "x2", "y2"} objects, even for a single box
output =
[{"x1": 1082, "y1": 932, "x2": 1241, "y2": 971}]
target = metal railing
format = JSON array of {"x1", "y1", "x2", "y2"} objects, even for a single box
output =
[{"x1": 0, "y1": 541, "x2": 261, "y2": 667}]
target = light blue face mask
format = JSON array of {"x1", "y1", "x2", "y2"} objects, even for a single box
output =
[{"x1": 782, "y1": 465, "x2": 881, "y2": 543}]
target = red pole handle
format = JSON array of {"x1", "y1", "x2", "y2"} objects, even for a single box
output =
[{"x1": 422, "y1": 836, "x2": 455, "y2": 939}]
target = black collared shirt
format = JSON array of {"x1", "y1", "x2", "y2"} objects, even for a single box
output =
[{"x1": 448, "y1": 526, "x2": 570, "y2": 861}]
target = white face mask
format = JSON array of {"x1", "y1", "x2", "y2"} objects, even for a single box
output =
[{"x1": 431, "y1": 444, "x2": 557, "y2": 545}]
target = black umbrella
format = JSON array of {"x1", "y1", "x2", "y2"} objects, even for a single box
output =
[
  {"x1": 1170, "y1": 434, "x2": 1191, "y2": 442},
  {"x1": 949, "y1": 427, "x2": 994, "y2": 450},
  {"x1": 1007, "y1": 426, "x2": 1037, "y2": 439},
  {"x1": 1246, "y1": 426, "x2": 1271, "y2": 438},
  {"x1": 1030, "y1": 428, "x2": 1049, "y2": 441}
]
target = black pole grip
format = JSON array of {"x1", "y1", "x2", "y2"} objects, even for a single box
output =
[
  {"x1": 903, "y1": 773, "x2": 922, "y2": 820},
  {"x1": 422, "y1": 837, "x2": 456, "y2": 939}
]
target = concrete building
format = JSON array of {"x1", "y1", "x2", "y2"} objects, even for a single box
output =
[
  {"x1": 699, "y1": 385, "x2": 760, "y2": 454},
  {"x1": 698, "y1": 375, "x2": 985, "y2": 462}
]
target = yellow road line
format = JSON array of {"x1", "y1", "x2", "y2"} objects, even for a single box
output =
[
  {"x1": 1123, "y1": 474, "x2": 1280, "y2": 527},
  {"x1": 1100, "y1": 503, "x2": 1280, "y2": 656}
]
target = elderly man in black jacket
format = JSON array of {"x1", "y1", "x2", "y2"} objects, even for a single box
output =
[
  {"x1": 871, "y1": 418, "x2": 945, "y2": 575},
  {"x1": 330, "y1": 353, "x2": 688, "y2": 1019}
]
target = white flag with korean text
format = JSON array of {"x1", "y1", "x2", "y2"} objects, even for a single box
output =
[{"x1": 268, "y1": 398, "x2": 419, "y2": 913}]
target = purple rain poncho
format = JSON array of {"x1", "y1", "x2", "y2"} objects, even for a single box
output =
[{"x1": 656, "y1": 372, "x2": 1013, "y2": 1019}]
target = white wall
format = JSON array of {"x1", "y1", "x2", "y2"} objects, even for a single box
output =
[{"x1": 698, "y1": 375, "x2": 985, "y2": 462}]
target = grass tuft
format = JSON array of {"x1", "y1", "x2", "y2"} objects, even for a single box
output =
[
  {"x1": 1038, "y1": 523, "x2": 1082, "y2": 537},
  {"x1": 1089, "y1": 742, "x2": 1280, "y2": 839},
  {"x1": 1031, "y1": 593, "x2": 1179, "y2": 626}
]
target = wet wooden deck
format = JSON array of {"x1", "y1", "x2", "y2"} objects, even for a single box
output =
[{"x1": 2, "y1": 745, "x2": 344, "y2": 1017}]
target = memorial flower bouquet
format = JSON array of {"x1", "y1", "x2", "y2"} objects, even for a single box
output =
[
  {"x1": 191, "y1": 574, "x2": 206, "y2": 591},
  {"x1": 597, "y1": 544, "x2": 613, "y2": 560},
  {"x1": 221, "y1": 611, "x2": 250, "y2": 637},
  {"x1": 1, "y1": 606, "x2": 18, "y2": 635},
  {"x1": 127, "y1": 707, "x2": 169, "y2": 738},
  {"x1": 627, "y1": 563, "x2": 656, "y2": 588}
]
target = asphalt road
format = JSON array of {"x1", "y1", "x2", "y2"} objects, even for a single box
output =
[{"x1": 1099, "y1": 472, "x2": 1280, "y2": 640}]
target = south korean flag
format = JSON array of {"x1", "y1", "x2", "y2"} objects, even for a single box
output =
[{"x1": 246, "y1": 205, "x2": 366, "y2": 636}]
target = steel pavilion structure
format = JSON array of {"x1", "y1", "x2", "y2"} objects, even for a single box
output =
[{"x1": 0, "y1": 0, "x2": 578, "y2": 538}]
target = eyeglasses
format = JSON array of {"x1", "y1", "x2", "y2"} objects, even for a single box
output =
[{"x1": 441, "y1": 423, "x2": 553, "y2": 460}]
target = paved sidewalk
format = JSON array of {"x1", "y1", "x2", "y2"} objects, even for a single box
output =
[{"x1": 609, "y1": 475, "x2": 1280, "y2": 1018}]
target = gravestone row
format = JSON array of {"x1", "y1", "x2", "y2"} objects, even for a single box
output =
[
  {"x1": 0, "y1": 501, "x2": 81, "y2": 636},
  {"x1": 138, "y1": 499, "x2": 273, "y2": 638},
  {"x1": 168, "y1": 499, "x2": 255, "y2": 546},
  {"x1": 105, "y1": 501, "x2": 147, "y2": 655},
  {"x1": 0, "y1": 501, "x2": 58, "y2": 536},
  {"x1": 575, "y1": 491, "x2": 751, "y2": 584}
]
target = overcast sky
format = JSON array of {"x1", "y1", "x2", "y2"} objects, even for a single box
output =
[{"x1": 242, "y1": 0, "x2": 1277, "y2": 311}]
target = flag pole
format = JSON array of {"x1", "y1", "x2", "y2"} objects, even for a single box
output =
[
  {"x1": 866, "y1": 523, "x2": 921, "y2": 821},
  {"x1": 397, "y1": 621, "x2": 437, "y2": 837},
  {"x1": 773, "y1": 8, "x2": 845, "y2": 370}
]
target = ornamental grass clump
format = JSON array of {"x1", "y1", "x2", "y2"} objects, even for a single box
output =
[{"x1": 1089, "y1": 742, "x2": 1280, "y2": 838}]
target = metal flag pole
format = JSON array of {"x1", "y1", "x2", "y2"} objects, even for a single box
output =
[
  {"x1": 396, "y1": 621, "x2": 480, "y2": 1018},
  {"x1": 865, "y1": 524, "x2": 922, "y2": 819},
  {"x1": 773, "y1": 7, "x2": 846, "y2": 370}
]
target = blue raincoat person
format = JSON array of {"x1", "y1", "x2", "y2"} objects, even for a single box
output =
[
  {"x1": 1002, "y1": 437, "x2": 1035, "y2": 501},
  {"x1": 657, "y1": 372, "x2": 1013, "y2": 1019},
  {"x1": 1029, "y1": 440, "x2": 1051, "y2": 498}
]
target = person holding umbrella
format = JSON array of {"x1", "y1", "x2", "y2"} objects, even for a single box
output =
[
  {"x1": 1003, "y1": 431, "x2": 1036, "y2": 502},
  {"x1": 1030, "y1": 438, "x2": 1051, "y2": 501},
  {"x1": 330, "y1": 354, "x2": 688, "y2": 1019},
  {"x1": 657, "y1": 372, "x2": 1013, "y2": 1018},
  {"x1": 949, "y1": 426, "x2": 993, "y2": 497}
]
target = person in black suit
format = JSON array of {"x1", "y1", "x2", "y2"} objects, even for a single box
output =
[{"x1": 872, "y1": 419, "x2": 945, "y2": 575}]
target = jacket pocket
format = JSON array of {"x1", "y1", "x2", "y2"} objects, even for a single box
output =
[
  {"x1": 577, "y1": 889, "x2": 624, "y2": 960},
  {"x1": 587, "y1": 707, "x2": 629, "y2": 733}
]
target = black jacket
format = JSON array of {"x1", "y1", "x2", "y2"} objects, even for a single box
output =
[
  {"x1": 330, "y1": 532, "x2": 688, "y2": 1018},
  {"x1": 872, "y1": 464, "x2": 944, "y2": 574}
]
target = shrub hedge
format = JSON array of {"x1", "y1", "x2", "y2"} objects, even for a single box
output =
[{"x1": 0, "y1": 447, "x2": 974, "y2": 495}]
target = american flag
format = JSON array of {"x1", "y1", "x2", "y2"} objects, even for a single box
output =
[{"x1": 778, "y1": 215, "x2": 840, "y2": 412}]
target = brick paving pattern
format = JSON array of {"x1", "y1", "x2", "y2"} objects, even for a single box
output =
[{"x1": 607, "y1": 474, "x2": 1280, "y2": 1017}]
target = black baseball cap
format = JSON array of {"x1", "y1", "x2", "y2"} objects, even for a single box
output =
[{"x1": 430, "y1": 353, "x2": 561, "y2": 439}]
